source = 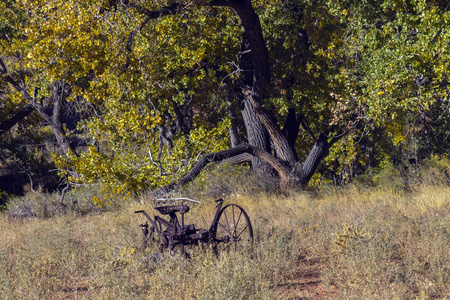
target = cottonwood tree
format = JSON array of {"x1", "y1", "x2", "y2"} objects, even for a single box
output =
[
  {"x1": 2, "y1": 0, "x2": 449, "y2": 196},
  {"x1": 94, "y1": 0, "x2": 351, "y2": 193},
  {"x1": 124, "y1": 0, "x2": 355, "y2": 193}
]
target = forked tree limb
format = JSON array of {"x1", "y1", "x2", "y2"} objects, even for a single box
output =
[{"x1": 243, "y1": 90, "x2": 298, "y2": 165}]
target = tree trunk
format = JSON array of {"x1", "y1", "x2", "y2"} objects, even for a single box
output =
[
  {"x1": 226, "y1": 90, "x2": 240, "y2": 148},
  {"x1": 227, "y1": 0, "x2": 271, "y2": 95},
  {"x1": 234, "y1": 28, "x2": 275, "y2": 175},
  {"x1": 241, "y1": 96, "x2": 274, "y2": 175},
  {"x1": 290, "y1": 133, "x2": 331, "y2": 187},
  {"x1": 282, "y1": 108, "x2": 302, "y2": 150},
  {"x1": 228, "y1": 1, "x2": 298, "y2": 166}
]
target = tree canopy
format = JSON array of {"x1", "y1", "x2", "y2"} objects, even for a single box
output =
[{"x1": 1, "y1": 0, "x2": 449, "y2": 197}]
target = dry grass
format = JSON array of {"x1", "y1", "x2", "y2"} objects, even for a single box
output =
[{"x1": 0, "y1": 181, "x2": 449, "y2": 299}]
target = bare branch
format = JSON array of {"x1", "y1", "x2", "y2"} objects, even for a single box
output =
[
  {"x1": 154, "y1": 144, "x2": 290, "y2": 196},
  {"x1": 0, "y1": 105, "x2": 35, "y2": 137}
]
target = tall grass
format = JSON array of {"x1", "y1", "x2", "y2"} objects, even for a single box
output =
[{"x1": 0, "y1": 164, "x2": 449, "y2": 299}]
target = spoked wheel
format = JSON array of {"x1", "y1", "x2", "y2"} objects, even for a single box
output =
[{"x1": 212, "y1": 204, "x2": 253, "y2": 252}]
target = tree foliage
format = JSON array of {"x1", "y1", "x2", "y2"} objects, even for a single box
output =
[
  {"x1": 1, "y1": 0, "x2": 449, "y2": 195},
  {"x1": 321, "y1": 0, "x2": 450, "y2": 180}
]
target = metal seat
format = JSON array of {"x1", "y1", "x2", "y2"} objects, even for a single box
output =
[{"x1": 154, "y1": 205, "x2": 190, "y2": 215}]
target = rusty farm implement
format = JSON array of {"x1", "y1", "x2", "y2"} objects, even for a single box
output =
[{"x1": 135, "y1": 199, "x2": 253, "y2": 255}]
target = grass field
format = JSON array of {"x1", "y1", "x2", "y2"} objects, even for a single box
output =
[{"x1": 0, "y1": 175, "x2": 449, "y2": 299}]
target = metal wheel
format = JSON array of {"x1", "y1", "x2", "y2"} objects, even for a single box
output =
[{"x1": 212, "y1": 204, "x2": 253, "y2": 252}]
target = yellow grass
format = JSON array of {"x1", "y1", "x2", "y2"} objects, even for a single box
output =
[{"x1": 0, "y1": 184, "x2": 449, "y2": 299}]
